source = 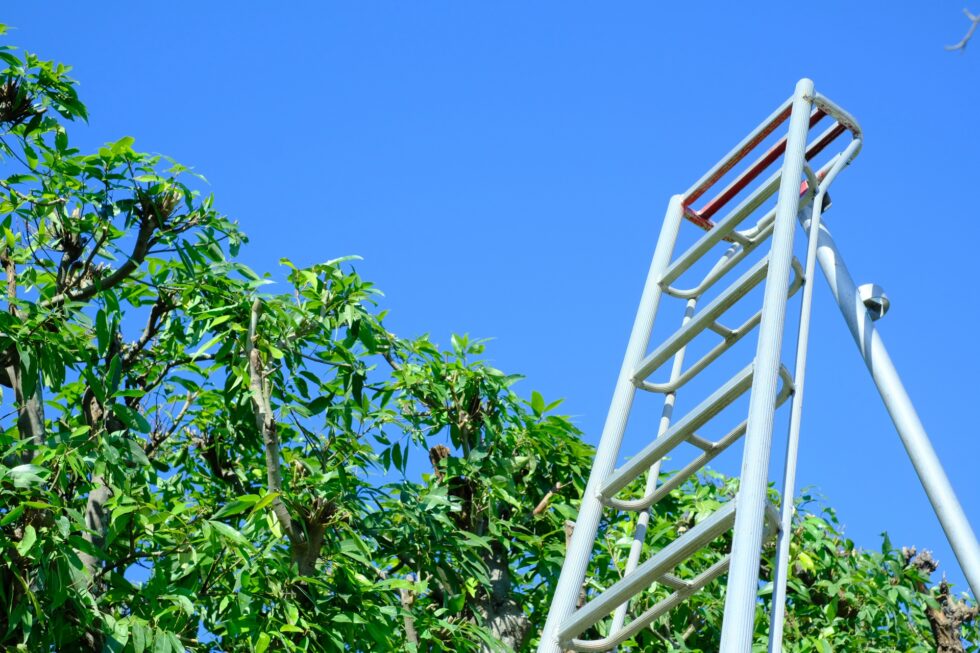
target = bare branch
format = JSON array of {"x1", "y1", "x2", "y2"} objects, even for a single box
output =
[
  {"x1": 144, "y1": 392, "x2": 195, "y2": 458},
  {"x1": 246, "y1": 299, "x2": 295, "y2": 536},
  {"x1": 2, "y1": 252, "x2": 44, "y2": 457},
  {"x1": 947, "y1": 8, "x2": 980, "y2": 51},
  {"x1": 532, "y1": 481, "x2": 565, "y2": 516},
  {"x1": 0, "y1": 178, "x2": 66, "y2": 207},
  {"x1": 42, "y1": 213, "x2": 156, "y2": 309},
  {"x1": 400, "y1": 578, "x2": 420, "y2": 646},
  {"x1": 123, "y1": 294, "x2": 174, "y2": 367}
]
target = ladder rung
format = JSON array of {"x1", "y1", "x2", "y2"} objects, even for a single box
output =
[
  {"x1": 633, "y1": 257, "x2": 770, "y2": 385},
  {"x1": 686, "y1": 433, "x2": 716, "y2": 452},
  {"x1": 557, "y1": 500, "x2": 738, "y2": 645},
  {"x1": 563, "y1": 502, "x2": 784, "y2": 651},
  {"x1": 606, "y1": 365, "x2": 794, "y2": 513},
  {"x1": 566, "y1": 556, "x2": 732, "y2": 652},
  {"x1": 656, "y1": 573, "x2": 691, "y2": 590},
  {"x1": 600, "y1": 364, "x2": 755, "y2": 503},
  {"x1": 638, "y1": 258, "x2": 803, "y2": 395},
  {"x1": 661, "y1": 169, "x2": 782, "y2": 291}
]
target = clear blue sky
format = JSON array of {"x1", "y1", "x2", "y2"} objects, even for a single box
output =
[{"x1": 5, "y1": 3, "x2": 978, "y2": 595}]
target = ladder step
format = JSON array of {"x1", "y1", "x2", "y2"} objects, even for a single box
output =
[
  {"x1": 660, "y1": 167, "x2": 783, "y2": 291},
  {"x1": 633, "y1": 256, "x2": 770, "y2": 386},
  {"x1": 686, "y1": 433, "x2": 716, "y2": 452},
  {"x1": 556, "y1": 500, "x2": 739, "y2": 645},
  {"x1": 599, "y1": 364, "x2": 755, "y2": 503},
  {"x1": 604, "y1": 365, "x2": 794, "y2": 513},
  {"x1": 656, "y1": 573, "x2": 691, "y2": 591},
  {"x1": 566, "y1": 556, "x2": 732, "y2": 652},
  {"x1": 559, "y1": 502, "x2": 782, "y2": 651}
]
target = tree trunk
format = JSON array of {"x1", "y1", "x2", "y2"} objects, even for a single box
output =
[
  {"x1": 904, "y1": 547, "x2": 979, "y2": 653},
  {"x1": 477, "y1": 542, "x2": 530, "y2": 652}
]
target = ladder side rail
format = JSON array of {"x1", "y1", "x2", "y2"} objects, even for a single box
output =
[
  {"x1": 802, "y1": 206, "x2": 980, "y2": 599},
  {"x1": 536, "y1": 196, "x2": 685, "y2": 653},
  {"x1": 719, "y1": 78, "x2": 815, "y2": 653},
  {"x1": 607, "y1": 299, "x2": 696, "y2": 644},
  {"x1": 768, "y1": 140, "x2": 861, "y2": 653}
]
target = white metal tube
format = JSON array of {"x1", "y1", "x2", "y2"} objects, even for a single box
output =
[
  {"x1": 768, "y1": 139, "x2": 862, "y2": 653},
  {"x1": 803, "y1": 213, "x2": 980, "y2": 599},
  {"x1": 767, "y1": 200, "x2": 819, "y2": 653},
  {"x1": 720, "y1": 78, "x2": 815, "y2": 653},
  {"x1": 536, "y1": 196, "x2": 685, "y2": 653}
]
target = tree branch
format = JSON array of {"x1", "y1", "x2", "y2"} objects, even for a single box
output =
[
  {"x1": 123, "y1": 294, "x2": 174, "y2": 367},
  {"x1": 903, "y1": 546, "x2": 978, "y2": 652},
  {"x1": 947, "y1": 8, "x2": 980, "y2": 51},
  {"x1": 144, "y1": 392, "x2": 195, "y2": 458},
  {"x1": 400, "y1": 578, "x2": 420, "y2": 646},
  {"x1": 532, "y1": 481, "x2": 566, "y2": 516},
  {"x1": 246, "y1": 299, "x2": 295, "y2": 537},
  {"x1": 2, "y1": 251, "x2": 44, "y2": 459},
  {"x1": 0, "y1": 177, "x2": 66, "y2": 207},
  {"x1": 41, "y1": 212, "x2": 156, "y2": 309}
]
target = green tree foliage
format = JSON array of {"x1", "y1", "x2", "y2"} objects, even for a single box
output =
[{"x1": 0, "y1": 29, "x2": 976, "y2": 653}]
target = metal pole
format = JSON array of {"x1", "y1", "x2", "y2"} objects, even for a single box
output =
[
  {"x1": 768, "y1": 142, "x2": 862, "y2": 653},
  {"x1": 766, "y1": 199, "x2": 819, "y2": 653},
  {"x1": 536, "y1": 195, "x2": 685, "y2": 653},
  {"x1": 802, "y1": 212, "x2": 980, "y2": 599},
  {"x1": 719, "y1": 78, "x2": 814, "y2": 653}
]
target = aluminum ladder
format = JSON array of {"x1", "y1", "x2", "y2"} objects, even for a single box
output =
[{"x1": 537, "y1": 79, "x2": 980, "y2": 653}]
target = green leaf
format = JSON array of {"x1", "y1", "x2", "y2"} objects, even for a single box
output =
[
  {"x1": 213, "y1": 494, "x2": 260, "y2": 519},
  {"x1": 798, "y1": 551, "x2": 816, "y2": 573},
  {"x1": 189, "y1": 333, "x2": 223, "y2": 360},
  {"x1": 113, "y1": 403, "x2": 150, "y2": 434},
  {"x1": 96, "y1": 309, "x2": 109, "y2": 357},
  {"x1": 83, "y1": 367, "x2": 106, "y2": 406},
  {"x1": 208, "y1": 520, "x2": 250, "y2": 547},
  {"x1": 152, "y1": 629, "x2": 171, "y2": 653},
  {"x1": 250, "y1": 492, "x2": 280, "y2": 515},
  {"x1": 531, "y1": 391, "x2": 545, "y2": 416},
  {"x1": 392, "y1": 442, "x2": 402, "y2": 471},
  {"x1": 166, "y1": 632, "x2": 184, "y2": 653},
  {"x1": 132, "y1": 623, "x2": 148, "y2": 653},
  {"x1": 110, "y1": 135, "x2": 135, "y2": 155},
  {"x1": 0, "y1": 503, "x2": 26, "y2": 526},
  {"x1": 255, "y1": 632, "x2": 271, "y2": 653},
  {"x1": 16, "y1": 525, "x2": 36, "y2": 556},
  {"x1": 8, "y1": 464, "x2": 47, "y2": 489},
  {"x1": 163, "y1": 594, "x2": 194, "y2": 616},
  {"x1": 18, "y1": 347, "x2": 37, "y2": 401}
]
